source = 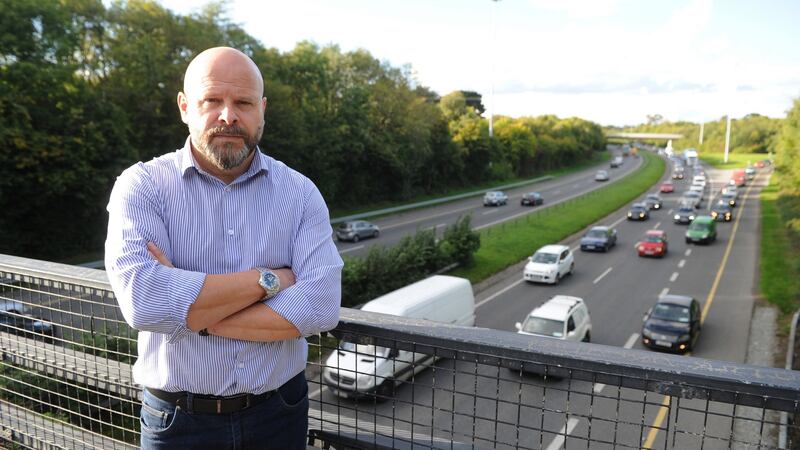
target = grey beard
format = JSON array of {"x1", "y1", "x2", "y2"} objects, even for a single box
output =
[{"x1": 204, "y1": 141, "x2": 253, "y2": 170}]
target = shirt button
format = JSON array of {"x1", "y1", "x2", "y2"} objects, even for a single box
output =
[{"x1": 227, "y1": 229, "x2": 234, "y2": 235}]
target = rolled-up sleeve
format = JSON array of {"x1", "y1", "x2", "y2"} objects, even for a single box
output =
[
  {"x1": 105, "y1": 164, "x2": 205, "y2": 342},
  {"x1": 266, "y1": 182, "x2": 343, "y2": 336}
]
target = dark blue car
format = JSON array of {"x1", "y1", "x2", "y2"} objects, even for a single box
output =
[
  {"x1": 580, "y1": 226, "x2": 618, "y2": 252},
  {"x1": 641, "y1": 295, "x2": 701, "y2": 353}
]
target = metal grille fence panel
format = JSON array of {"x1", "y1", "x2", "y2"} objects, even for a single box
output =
[{"x1": 0, "y1": 254, "x2": 798, "y2": 449}]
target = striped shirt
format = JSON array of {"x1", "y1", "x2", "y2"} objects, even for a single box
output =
[{"x1": 105, "y1": 138, "x2": 343, "y2": 395}]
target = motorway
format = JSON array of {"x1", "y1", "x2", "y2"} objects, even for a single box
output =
[
  {"x1": 333, "y1": 155, "x2": 642, "y2": 259},
  {"x1": 313, "y1": 154, "x2": 768, "y2": 449}
]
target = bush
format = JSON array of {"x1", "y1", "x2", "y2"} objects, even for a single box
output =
[{"x1": 341, "y1": 215, "x2": 479, "y2": 307}]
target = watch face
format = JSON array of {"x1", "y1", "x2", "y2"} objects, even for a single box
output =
[{"x1": 262, "y1": 272, "x2": 279, "y2": 289}]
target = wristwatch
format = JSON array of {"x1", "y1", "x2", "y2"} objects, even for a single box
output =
[{"x1": 256, "y1": 267, "x2": 280, "y2": 300}]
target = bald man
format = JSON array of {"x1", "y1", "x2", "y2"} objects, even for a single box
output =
[{"x1": 105, "y1": 47, "x2": 343, "y2": 449}]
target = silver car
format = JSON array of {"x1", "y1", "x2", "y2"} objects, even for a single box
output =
[
  {"x1": 335, "y1": 220, "x2": 380, "y2": 242},
  {"x1": 595, "y1": 170, "x2": 609, "y2": 182},
  {"x1": 483, "y1": 191, "x2": 508, "y2": 206}
]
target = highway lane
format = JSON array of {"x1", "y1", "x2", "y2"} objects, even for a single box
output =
[
  {"x1": 334, "y1": 155, "x2": 642, "y2": 258},
  {"x1": 312, "y1": 159, "x2": 770, "y2": 449}
]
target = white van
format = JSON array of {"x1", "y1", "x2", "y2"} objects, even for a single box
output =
[{"x1": 322, "y1": 275, "x2": 475, "y2": 398}]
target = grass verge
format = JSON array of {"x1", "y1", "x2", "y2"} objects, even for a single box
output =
[
  {"x1": 451, "y1": 152, "x2": 665, "y2": 283},
  {"x1": 699, "y1": 152, "x2": 769, "y2": 170},
  {"x1": 759, "y1": 180, "x2": 800, "y2": 315}
]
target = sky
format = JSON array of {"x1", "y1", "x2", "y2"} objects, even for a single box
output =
[{"x1": 155, "y1": 0, "x2": 800, "y2": 126}]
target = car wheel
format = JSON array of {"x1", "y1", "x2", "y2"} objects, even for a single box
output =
[
  {"x1": 686, "y1": 238, "x2": 691, "y2": 244},
  {"x1": 603, "y1": 244, "x2": 608, "y2": 252},
  {"x1": 583, "y1": 332, "x2": 591, "y2": 343},
  {"x1": 569, "y1": 263, "x2": 575, "y2": 275},
  {"x1": 374, "y1": 230, "x2": 380, "y2": 238},
  {"x1": 352, "y1": 234, "x2": 360, "y2": 243},
  {"x1": 554, "y1": 273, "x2": 561, "y2": 285}
]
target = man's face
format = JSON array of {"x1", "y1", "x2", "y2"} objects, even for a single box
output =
[{"x1": 179, "y1": 56, "x2": 266, "y2": 172}]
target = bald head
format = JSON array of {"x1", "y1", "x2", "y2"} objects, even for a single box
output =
[{"x1": 183, "y1": 47, "x2": 264, "y2": 98}]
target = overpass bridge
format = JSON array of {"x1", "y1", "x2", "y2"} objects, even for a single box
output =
[{"x1": 605, "y1": 132, "x2": 683, "y2": 140}]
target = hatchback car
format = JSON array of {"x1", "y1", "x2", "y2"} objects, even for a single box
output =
[
  {"x1": 595, "y1": 170, "x2": 609, "y2": 182},
  {"x1": 520, "y1": 192, "x2": 544, "y2": 206},
  {"x1": 0, "y1": 301, "x2": 55, "y2": 342},
  {"x1": 335, "y1": 220, "x2": 380, "y2": 242},
  {"x1": 659, "y1": 182, "x2": 675, "y2": 193},
  {"x1": 681, "y1": 191, "x2": 702, "y2": 209},
  {"x1": 686, "y1": 216, "x2": 717, "y2": 244},
  {"x1": 609, "y1": 156, "x2": 624, "y2": 168},
  {"x1": 673, "y1": 204, "x2": 697, "y2": 224},
  {"x1": 627, "y1": 203, "x2": 649, "y2": 221},
  {"x1": 644, "y1": 194, "x2": 663, "y2": 210},
  {"x1": 710, "y1": 202, "x2": 733, "y2": 222},
  {"x1": 580, "y1": 226, "x2": 617, "y2": 252},
  {"x1": 745, "y1": 166, "x2": 756, "y2": 180},
  {"x1": 516, "y1": 295, "x2": 591, "y2": 342},
  {"x1": 671, "y1": 169, "x2": 685, "y2": 180},
  {"x1": 642, "y1": 295, "x2": 701, "y2": 353},
  {"x1": 483, "y1": 191, "x2": 508, "y2": 206},
  {"x1": 636, "y1": 230, "x2": 668, "y2": 258},
  {"x1": 523, "y1": 245, "x2": 574, "y2": 285}
]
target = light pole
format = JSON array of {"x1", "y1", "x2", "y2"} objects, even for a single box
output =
[
  {"x1": 699, "y1": 122, "x2": 704, "y2": 145},
  {"x1": 723, "y1": 115, "x2": 732, "y2": 164},
  {"x1": 489, "y1": 0, "x2": 500, "y2": 139}
]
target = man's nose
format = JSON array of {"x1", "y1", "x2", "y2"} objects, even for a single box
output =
[{"x1": 218, "y1": 104, "x2": 238, "y2": 124}]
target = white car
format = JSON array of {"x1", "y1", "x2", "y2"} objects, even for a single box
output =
[
  {"x1": 515, "y1": 295, "x2": 592, "y2": 342},
  {"x1": 483, "y1": 191, "x2": 508, "y2": 206},
  {"x1": 524, "y1": 244, "x2": 574, "y2": 284}
]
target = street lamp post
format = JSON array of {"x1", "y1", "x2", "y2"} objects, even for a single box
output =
[
  {"x1": 489, "y1": 0, "x2": 499, "y2": 139},
  {"x1": 723, "y1": 115, "x2": 732, "y2": 164}
]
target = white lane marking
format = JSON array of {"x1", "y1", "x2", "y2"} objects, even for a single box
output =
[
  {"x1": 678, "y1": 259, "x2": 686, "y2": 268},
  {"x1": 659, "y1": 288, "x2": 670, "y2": 298},
  {"x1": 624, "y1": 333, "x2": 640, "y2": 349},
  {"x1": 685, "y1": 248, "x2": 692, "y2": 257},
  {"x1": 545, "y1": 418, "x2": 580, "y2": 450},
  {"x1": 670, "y1": 272, "x2": 679, "y2": 282},
  {"x1": 654, "y1": 222, "x2": 661, "y2": 229},
  {"x1": 476, "y1": 279, "x2": 525, "y2": 309},
  {"x1": 593, "y1": 267, "x2": 613, "y2": 284},
  {"x1": 309, "y1": 385, "x2": 327, "y2": 400},
  {"x1": 423, "y1": 223, "x2": 448, "y2": 232},
  {"x1": 594, "y1": 332, "x2": 641, "y2": 392},
  {"x1": 553, "y1": 190, "x2": 561, "y2": 195},
  {"x1": 338, "y1": 245, "x2": 365, "y2": 255},
  {"x1": 482, "y1": 209, "x2": 500, "y2": 215},
  {"x1": 668, "y1": 209, "x2": 673, "y2": 214},
  {"x1": 437, "y1": 223, "x2": 447, "y2": 228}
]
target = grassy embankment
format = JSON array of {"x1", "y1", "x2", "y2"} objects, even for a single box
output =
[
  {"x1": 698, "y1": 152, "x2": 770, "y2": 170},
  {"x1": 759, "y1": 182, "x2": 800, "y2": 316},
  {"x1": 451, "y1": 151, "x2": 665, "y2": 283}
]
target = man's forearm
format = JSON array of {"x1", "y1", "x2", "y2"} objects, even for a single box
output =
[
  {"x1": 205, "y1": 303, "x2": 301, "y2": 342},
  {"x1": 186, "y1": 270, "x2": 265, "y2": 332}
]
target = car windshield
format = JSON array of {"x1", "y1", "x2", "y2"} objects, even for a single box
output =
[
  {"x1": 644, "y1": 235, "x2": 663, "y2": 243},
  {"x1": 586, "y1": 229, "x2": 606, "y2": 238},
  {"x1": 339, "y1": 341, "x2": 390, "y2": 357},
  {"x1": 521, "y1": 317, "x2": 564, "y2": 337},
  {"x1": 338, "y1": 223, "x2": 353, "y2": 230},
  {"x1": 651, "y1": 304, "x2": 690, "y2": 323},
  {"x1": 689, "y1": 222, "x2": 709, "y2": 231},
  {"x1": 532, "y1": 252, "x2": 558, "y2": 264}
]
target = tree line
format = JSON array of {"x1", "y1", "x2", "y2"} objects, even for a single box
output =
[
  {"x1": 1, "y1": 0, "x2": 607, "y2": 261},
  {"x1": 612, "y1": 113, "x2": 781, "y2": 155}
]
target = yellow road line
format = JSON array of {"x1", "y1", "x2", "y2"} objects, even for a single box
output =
[{"x1": 642, "y1": 178, "x2": 757, "y2": 449}]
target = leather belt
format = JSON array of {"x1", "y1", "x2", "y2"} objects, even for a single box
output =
[{"x1": 146, "y1": 388, "x2": 274, "y2": 414}]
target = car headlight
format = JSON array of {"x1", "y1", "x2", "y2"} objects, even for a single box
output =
[
  {"x1": 627, "y1": 212, "x2": 632, "y2": 217},
  {"x1": 689, "y1": 215, "x2": 695, "y2": 220},
  {"x1": 674, "y1": 215, "x2": 680, "y2": 220},
  {"x1": 639, "y1": 213, "x2": 644, "y2": 218},
  {"x1": 638, "y1": 246, "x2": 645, "y2": 252}
]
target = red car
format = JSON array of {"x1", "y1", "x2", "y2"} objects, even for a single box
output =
[
  {"x1": 637, "y1": 230, "x2": 668, "y2": 258},
  {"x1": 659, "y1": 182, "x2": 675, "y2": 193}
]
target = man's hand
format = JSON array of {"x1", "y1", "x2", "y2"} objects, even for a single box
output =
[{"x1": 147, "y1": 242, "x2": 174, "y2": 268}]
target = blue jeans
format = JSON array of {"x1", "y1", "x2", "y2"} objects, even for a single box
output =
[{"x1": 139, "y1": 371, "x2": 308, "y2": 450}]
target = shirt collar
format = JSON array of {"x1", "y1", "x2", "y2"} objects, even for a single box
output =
[{"x1": 179, "y1": 137, "x2": 269, "y2": 183}]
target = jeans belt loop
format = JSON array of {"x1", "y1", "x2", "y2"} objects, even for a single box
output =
[
  {"x1": 186, "y1": 392, "x2": 194, "y2": 414},
  {"x1": 245, "y1": 395, "x2": 251, "y2": 409}
]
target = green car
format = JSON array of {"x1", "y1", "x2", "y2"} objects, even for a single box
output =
[{"x1": 685, "y1": 216, "x2": 717, "y2": 244}]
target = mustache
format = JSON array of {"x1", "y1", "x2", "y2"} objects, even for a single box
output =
[{"x1": 206, "y1": 125, "x2": 247, "y2": 138}]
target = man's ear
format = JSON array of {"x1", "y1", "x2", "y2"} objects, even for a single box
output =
[{"x1": 177, "y1": 92, "x2": 189, "y2": 124}]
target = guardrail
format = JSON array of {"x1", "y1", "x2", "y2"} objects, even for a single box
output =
[
  {"x1": 1, "y1": 255, "x2": 798, "y2": 449},
  {"x1": 330, "y1": 175, "x2": 553, "y2": 224}
]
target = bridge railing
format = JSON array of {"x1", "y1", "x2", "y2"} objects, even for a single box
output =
[{"x1": 1, "y1": 254, "x2": 798, "y2": 449}]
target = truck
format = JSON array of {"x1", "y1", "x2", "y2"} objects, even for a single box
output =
[{"x1": 683, "y1": 148, "x2": 698, "y2": 167}]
